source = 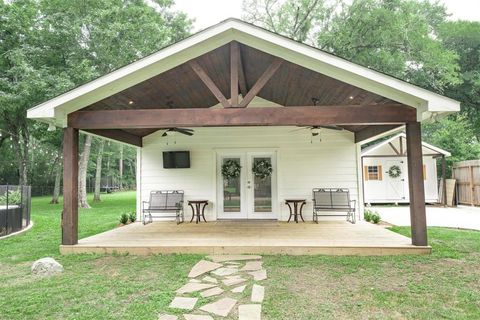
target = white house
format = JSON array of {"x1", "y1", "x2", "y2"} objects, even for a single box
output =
[
  {"x1": 27, "y1": 18, "x2": 460, "y2": 252},
  {"x1": 362, "y1": 133, "x2": 450, "y2": 204}
]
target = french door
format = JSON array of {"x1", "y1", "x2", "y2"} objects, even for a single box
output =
[{"x1": 217, "y1": 151, "x2": 277, "y2": 219}]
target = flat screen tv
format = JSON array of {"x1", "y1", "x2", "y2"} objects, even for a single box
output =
[{"x1": 163, "y1": 151, "x2": 190, "y2": 169}]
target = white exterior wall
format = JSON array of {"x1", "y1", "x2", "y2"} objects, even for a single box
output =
[
  {"x1": 139, "y1": 126, "x2": 359, "y2": 221},
  {"x1": 363, "y1": 156, "x2": 439, "y2": 204}
]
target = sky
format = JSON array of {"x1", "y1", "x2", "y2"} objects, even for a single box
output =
[{"x1": 173, "y1": 0, "x2": 480, "y2": 31}]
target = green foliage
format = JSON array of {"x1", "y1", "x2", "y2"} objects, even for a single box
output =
[
  {"x1": 0, "y1": 0, "x2": 192, "y2": 186},
  {"x1": 423, "y1": 115, "x2": 480, "y2": 177},
  {"x1": 364, "y1": 208, "x2": 380, "y2": 223},
  {"x1": 439, "y1": 21, "x2": 480, "y2": 140},
  {"x1": 0, "y1": 189, "x2": 21, "y2": 205},
  {"x1": 119, "y1": 212, "x2": 129, "y2": 225},
  {"x1": 128, "y1": 212, "x2": 136, "y2": 223},
  {"x1": 364, "y1": 209, "x2": 373, "y2": 222},
  {"x1": 370, "y1": 212, "x2": 381, "y2": 224}
]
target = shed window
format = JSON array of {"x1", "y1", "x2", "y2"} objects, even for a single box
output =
[{"x1": 364, "y1": 165, "x2": 382, "y2": 181}]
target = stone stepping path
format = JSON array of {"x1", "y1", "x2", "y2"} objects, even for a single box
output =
[
  {"x1": 188, "y1": 260, "x2": 223, "y2": 278},
  {"x1": 169, "y1": 297, "x2": 198, "y2": 310},
  {"x1": 251, "y1": 285, "x2": 264, "y2": 303},
  {"x1": 161, "y1": 255, "x2": 267, "y2": 319},
  {"x1": 184, "y1": 314, "x2": 214, "y2": 320},
  {"x1": 199, "y1": 297, "x2": 237, "y2": 317},
  {"x1": 238, "y1": 304, "x2": 262, "y2": 320}
]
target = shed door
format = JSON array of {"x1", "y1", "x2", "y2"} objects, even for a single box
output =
[{"x1": 386, "y1": 160, "x2": 405, "y2": 200}]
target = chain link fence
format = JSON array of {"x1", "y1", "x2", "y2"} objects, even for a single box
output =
[{"x1": 0, "y1": 185, "x2": 31, "y2": 237}]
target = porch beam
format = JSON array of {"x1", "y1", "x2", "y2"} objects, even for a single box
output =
[
  {"x1": 189, "y1": 60, "x2": 230, "y2": 108},
  {"x1": 68, "y1": 104, "x2": 417, "y2": 129},
  {"x1": 237, "y1": 45, "x2": 248, "y2": 97},
  {"x1": 230, "y1": 42, "x2": 240, "y2": 107},
  {"x1": 354, "y1": 125, "x2": 403, "y2": 143},
  {"x1": 62, "y1": 127, "x2": 79, "y2": 245},
  {"x1": 406, "y1": 122, "x2": 428, "y2": 246},
  {"x1": 83, "y1": 129, "x2": 142, "y2": 147},
  {"x1": 238, "y1": 58, "x2": 282, "y2": 108}
]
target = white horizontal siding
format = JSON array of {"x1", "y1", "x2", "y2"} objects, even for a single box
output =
[{"x1": 141, "y1": 126, "x2": 359, "y2": 221}]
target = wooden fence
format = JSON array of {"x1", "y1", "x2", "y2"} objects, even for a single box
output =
[{"x1": 452, "y1": 160, "x2": 480, "y2": 206}]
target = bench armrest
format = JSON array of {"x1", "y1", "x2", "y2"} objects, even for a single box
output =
[{"x1": 349, "y1": 199, "x2": 356, "y2": 210}]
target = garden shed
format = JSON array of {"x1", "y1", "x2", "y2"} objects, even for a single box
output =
[{"x1": 362, "y1": 133, "x2": 450, "y2": 204}]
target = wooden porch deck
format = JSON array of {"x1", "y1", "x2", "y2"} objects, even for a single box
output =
[{"x1": 60, "y1": 220, "x2": 431, "y2": 256}]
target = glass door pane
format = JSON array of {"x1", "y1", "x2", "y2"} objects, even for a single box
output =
[
  {"x1": 222, "y1": 157, "x2": 242, "y2": 213},
  {"x1": 252, "y1": 157, "x2": 272, "y2": 213}
]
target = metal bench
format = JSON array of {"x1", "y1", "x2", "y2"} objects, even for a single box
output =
[
  {"x1": 142, "y1": 190, "x2": 184, "y2": 225},
  {"x1": 312, "y1": 188, "x2": 356, "y2": 224}
]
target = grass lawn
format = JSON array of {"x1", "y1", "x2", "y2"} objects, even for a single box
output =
[{"x1": 0, "y1": 191, "x2": 479, "y2": 319}]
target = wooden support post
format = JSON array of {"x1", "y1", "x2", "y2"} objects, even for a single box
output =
[
  {"x1": 406, "y1": 122, "x2": 427, "y2": 246},
  {"x1": 442, "y1": 155, "x2": 447, "y2": 206},
  {"x1": 62, "y1": 127, "x2": 79, "y2": 245},
  {"x1": 230, "y1": 42, "x2": 240, "y2": 107}
]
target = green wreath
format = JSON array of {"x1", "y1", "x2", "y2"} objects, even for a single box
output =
[
  {"x1": 388, "y1": 165, "x2": 402, "y2": 178},
  {"x1": 252, "y1": 159, "x2": 273, "y2": 180},
  {"x1": 221, "y1": 160, "x2": 241, "y2": 180}
]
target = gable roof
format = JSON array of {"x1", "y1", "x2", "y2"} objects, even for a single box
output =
[
  {"x1": 27, "y1": 18, "x2": 460, "y2": 127},
  {"x1": 361, "y1": 132, "x2": 451, "y2": 157}
]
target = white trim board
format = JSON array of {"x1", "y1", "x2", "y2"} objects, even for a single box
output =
[
  {"x1": 361, "y1": 132, "x2": 451, "y2": 157},
  {"x1": 27, "y1": 18, "x2": 460, "y2": 126}
]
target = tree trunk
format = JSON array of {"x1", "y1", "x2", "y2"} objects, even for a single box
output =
[
  {"x1": 78, "y1": 135, "x2": 92, "y2": 208},
  {"x1": 50, "y1": 157, "x2": 62, "y2": 204},
  {"x1": 93, "y1": 139, "x2": 105, "y2": 202},
  {"x1": 11, "y1": 130, "x2": 29, "y2": 186},
  {"x1": 119, "y1": 144, "x2": 123, "y2": 190}
]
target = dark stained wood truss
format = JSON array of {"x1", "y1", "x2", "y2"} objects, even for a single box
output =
[
  {"x1": 68, "y1": 104, "x2": 416, "y2": 130},
  {"x1": 76, "y1": 41, "x2": 417, "y2": 142}
]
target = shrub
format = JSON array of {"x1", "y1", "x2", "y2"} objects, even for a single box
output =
[
  {"x1": 364, "y1": 209, "x2": 372, "y2": 222},
  {"x1": 371, "y1": 212, "x2": 381, "y2": 224},
  {"x1": 119, "y1": 213, "x2": 129, "y2": 225},
  {"x1": 128, "y1": 212, "x2": 136, "y2": 223},
  {"x1": 0, "y1": 190, "x2": 22, "y2": 205}
]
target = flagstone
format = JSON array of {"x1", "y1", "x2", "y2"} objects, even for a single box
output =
[
  {"x1": 189, "y1": 279, "x2": 202, "y2": 283},
  {"x1": 248, "y1": 269, "x2": 267, "y2": 281},
  {"x1": 238, "y1": 304, "x2": 262, "y2": 320},
  {"x1": 211, "y1": 267, "x2": 238, "y2": 277},
  {"x1": 200, "y1": 286, "x2": 224, "y2": 298},
  {"x1": 183, "y1": 314, "x2": 214, "y2": 320},
  {"x1": 222, "y1": 276, "x2": 247, "y2": 286},
  {"x1": 176, "y1": 283, "x2": 217, "y2": 294},
  {"x1": 158, "y1": 314, "x2": 178, "y2": 320},
  {"x1": 241, "y1": 261, "x2": 263, "y2": 271},
  {"x1": 188, "y1": 260, "x2": 223, "y2": 278},
  {"x1": 169, "y1": 297, "x2": 198, "y2": 310},
  {"x1": 200, "y1": 297, "x2": 237, "y2": 317},
  {"x1": 207, "y1": 255, "x2": 262, "y2": 263},
  {"x1": 202, "y1": 276, "x2": 218, "y2": 284},
  {"x1": 231, "y1": 285, "x2": 247, "y2": 293},
  {"x1": 251, "y1": 284, "x2": 264, "y2": 303}
]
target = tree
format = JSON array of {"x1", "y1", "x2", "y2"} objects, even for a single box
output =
[
  {"x1": 93, "y1": 139, "x2": 105, "y2": 202},
  {"x1": 243, "y1": 0, "x2": 461, "y2": 93},
  {"x1": 78, "y1": 135, "x2": 93, "y2": 208},
  {"x1": 423, "y1": 115, "x2": 480, "y2": 177},
  {"x1": 242, "y1": 0, "x2": 337, "y2": 42},
  {"x1": 439, "y1": 21, "x2": 480, "y2": 140},
  {"x1": 0, "y1": 0, "x2": 192, "y2": 192}
]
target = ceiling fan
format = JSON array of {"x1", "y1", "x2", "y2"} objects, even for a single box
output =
[
  {"x1": 290, "y1": 97, "x2": 344, "y2": 134},
  {"x1": 161, "y1": 128, "x2": 194, "y2": 137},
  {"x1": 289, "y1": 125, "x2": 343, "y2": 136}
]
